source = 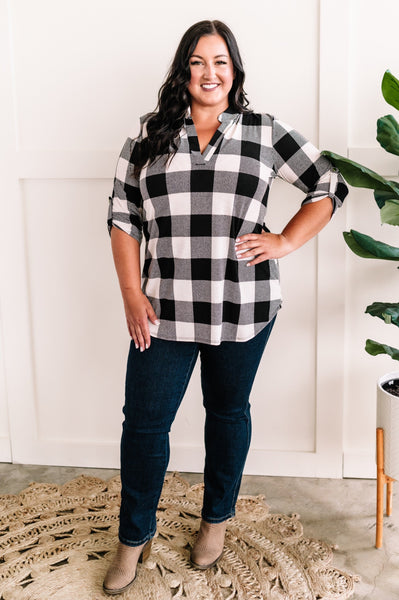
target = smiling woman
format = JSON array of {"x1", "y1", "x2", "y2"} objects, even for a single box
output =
[
  {"x1": 130, "y1": 20, "x2": 251, "y2": 179},
  {"x1": 187, "y1": 35, "x2": 235, "y2": 140},
  {"x1": 187, "y1": 35, "x2": 235, "y2": 152},
  {"x1": 104, "y1": 19, "x2": 348, "y2": 596}
]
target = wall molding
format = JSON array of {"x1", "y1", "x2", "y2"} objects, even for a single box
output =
[{"x1": 316, "y1": 0, "x2": 350, "y2": 479}]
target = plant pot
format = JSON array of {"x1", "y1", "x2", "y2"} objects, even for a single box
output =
[{"x1": 377, "y1": 371, "x2": 399, "y2": 480}]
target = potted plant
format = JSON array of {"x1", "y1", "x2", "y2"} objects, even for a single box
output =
[{"x1": 322, "y1": 70, "x2": 399, "y2": 547}]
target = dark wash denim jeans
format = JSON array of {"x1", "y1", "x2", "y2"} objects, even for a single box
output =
[{"x1": 119, "y1": 317, "x2": 276, "y2": 547}]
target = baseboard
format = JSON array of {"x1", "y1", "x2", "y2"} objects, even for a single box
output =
[
  {"x1": 170, "y1": 446, "x2": 344, "y2": 478},
  {"x1": 343, "y1": 452, "x2": 375, "y2": 479},
  {"x1": 11, "y1": 437, "x2": 365, "y2": 478},
  {"x1": 11, "y1": 440, "x2": 344, "y2": 478}
]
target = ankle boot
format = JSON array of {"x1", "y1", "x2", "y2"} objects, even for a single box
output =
[
  {"x1": 103, "y1": 539, "x2": 152, "y2": 596},
  {"x1": 190, "y1": 520, "x2": 226, "y2": 570}
]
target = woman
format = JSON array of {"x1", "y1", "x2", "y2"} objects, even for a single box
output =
[{"x1": 104, "y1": 20, "x2": 348, "y2": 595}]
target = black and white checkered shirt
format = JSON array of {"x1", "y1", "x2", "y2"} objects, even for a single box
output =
[{"x1": 108, "y1": 108, "x2": 348, "y2": 345}]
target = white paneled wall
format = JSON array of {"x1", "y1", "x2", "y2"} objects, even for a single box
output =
[{"x1": 1, "y1": 0, "x2": 398, "y2": 477}]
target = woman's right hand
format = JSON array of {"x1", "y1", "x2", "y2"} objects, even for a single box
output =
[{"x1": 122, "y1": 289, "x2": 160, "y2": 352}]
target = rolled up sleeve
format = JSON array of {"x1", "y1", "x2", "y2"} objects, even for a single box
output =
[
  {"x1": 107, "y1": 133, "x2": 143, "y2": 243},
  {"x1": 272, "y1": 118, "x2": 348, "y2": 214}
]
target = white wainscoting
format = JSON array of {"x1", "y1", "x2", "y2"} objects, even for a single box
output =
[{"x1": 3, "y1": 0, "x2": 393, "y2": 479}]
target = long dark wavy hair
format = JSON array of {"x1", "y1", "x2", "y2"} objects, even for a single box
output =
[{"x1": 134, "y1": 20, "x2": 251, "y2": 177}]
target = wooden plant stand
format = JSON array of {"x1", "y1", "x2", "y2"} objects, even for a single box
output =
[{"x1": 376, "y1": 427, "x2": 396, "y2": 548}]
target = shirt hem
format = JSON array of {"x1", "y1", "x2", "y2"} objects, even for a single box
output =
[{"x1": 149, "y1": 306, "x2": 281, "y2": 346}]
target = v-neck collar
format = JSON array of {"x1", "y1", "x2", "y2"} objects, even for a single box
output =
[
  {"x1": 184, "y1": 106, "x2": 239, "y2": 164},
  {"x1": 184, "y1": 104, "x2": 237, "y2": 123}
]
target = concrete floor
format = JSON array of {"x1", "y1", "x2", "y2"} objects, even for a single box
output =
[{"x1": 0, "y1": 464, "x2": 398, "y2": 600}]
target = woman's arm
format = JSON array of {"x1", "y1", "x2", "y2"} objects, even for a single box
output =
[
  {"x1": 111, "y1": 226, "x2": 159, "y2": 351},
  {"x1": 235, "y1": 196, "x2": 333, "y2": 265}
]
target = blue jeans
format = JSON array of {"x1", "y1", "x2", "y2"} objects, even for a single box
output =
[{"x1": 119, "y1": 318, "x2": 276, "y2": 546}]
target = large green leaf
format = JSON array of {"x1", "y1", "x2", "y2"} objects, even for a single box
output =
[
  {"x1": 321, "y1": 151, "x2": 399, "y2": 199},
  {"x1": 343, "y1": 231, "x2": 378, "y2": 259},
  {"x1": 366, "y1": 302, "x2": 399, "y2": 327},
  {"x1": 377, "y1": 115, "x2": 399, "y2": 155},
  {"x1": 381, "y1": 71, "x2": 399, "y2": 111},
  {"x1": 365, "y1": 339, "x2": 399, "y2": 361},
  {"x1": 374, "y1": 189, "x2": 399, "y2": 209},
  {"x1": 380, "y1": 199, "x2": 399, "y2": 225},
  {"x1": 344, "y1": 229, "x2": 399, "y2": 260}
]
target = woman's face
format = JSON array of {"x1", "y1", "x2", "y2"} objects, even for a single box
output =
[{"x1": 187, "y1": 34, "x2": 235, "y2": 114}]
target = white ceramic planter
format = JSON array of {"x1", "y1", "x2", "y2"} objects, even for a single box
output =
[{"x1": 377, "y1": 371, "x2": 399, "y2": 480}]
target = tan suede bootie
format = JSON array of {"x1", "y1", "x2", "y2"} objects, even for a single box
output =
[
  {"x1": 190, "y1": 519, "x2": 227, "y2": 569},
  {"x1": 103, "y1": 539, "x2": 152, "y2": 596}
]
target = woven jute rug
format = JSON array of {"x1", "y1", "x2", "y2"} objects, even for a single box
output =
[{"x1": 0, "y1": 472, "x2": 359, "y2": 600}]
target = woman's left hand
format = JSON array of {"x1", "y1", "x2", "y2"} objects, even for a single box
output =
[
  {"x1": 235, "y1": 232, "x2": 293, "y2": 266},
  {"x1": 235, "y1": 198, "x2": 334, "y2": 266}
]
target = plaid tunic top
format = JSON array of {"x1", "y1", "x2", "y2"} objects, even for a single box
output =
[{"x1": 108, "y1": 108, "x2": 348, "y2": 345}]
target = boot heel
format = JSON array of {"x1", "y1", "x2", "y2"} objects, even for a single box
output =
[{"x1": 138, "y1": 539, "x2": 152, "y2": 563}]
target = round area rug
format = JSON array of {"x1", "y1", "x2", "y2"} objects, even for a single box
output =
[{"x1": 0, "y1": 473, "x2": 358, "y2": 600}]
